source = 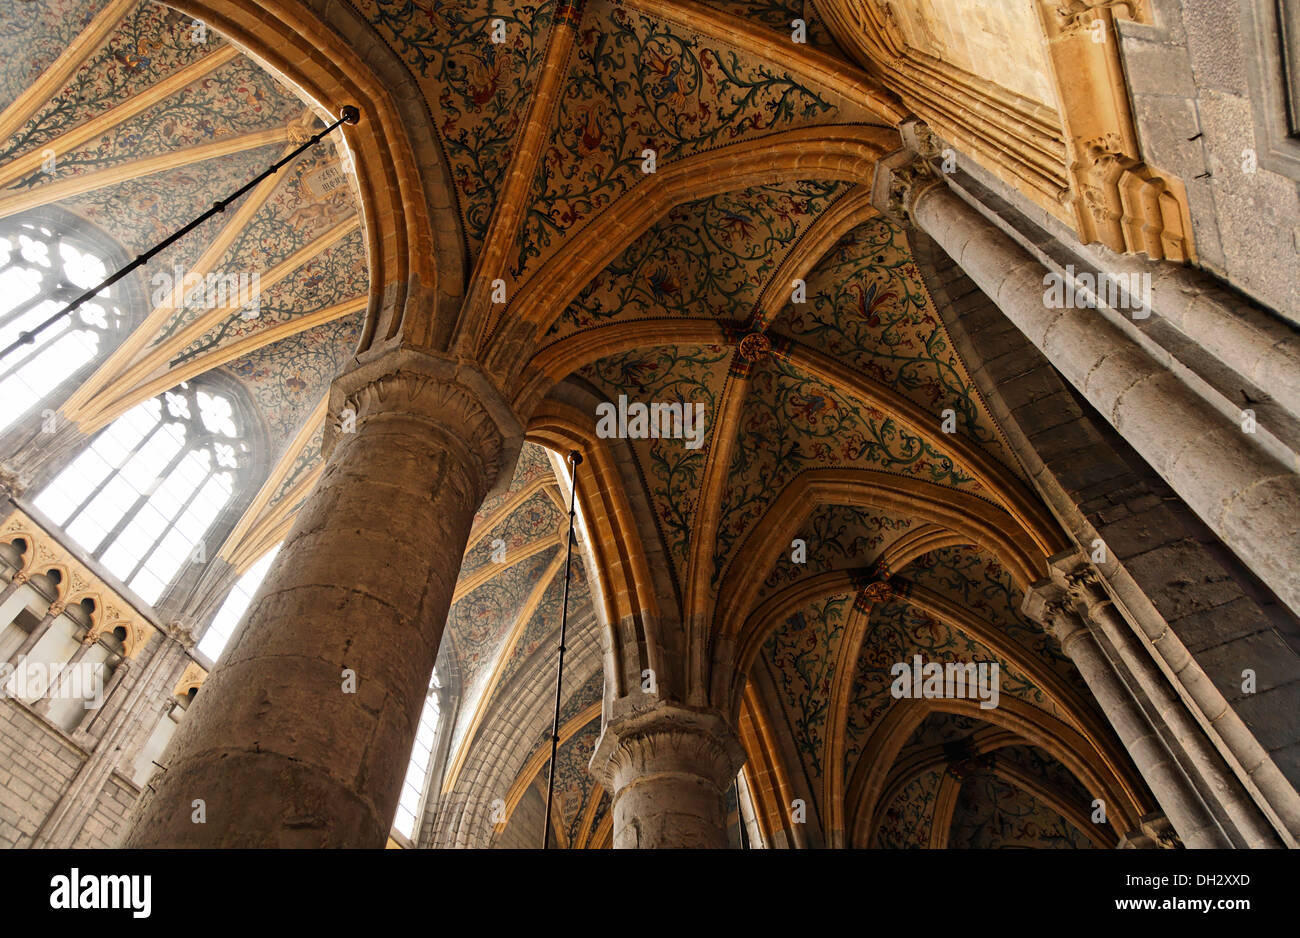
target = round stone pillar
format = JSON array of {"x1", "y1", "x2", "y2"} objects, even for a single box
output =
[
  {"x1": 123, "y1": 350, "x2": 521, "y2": 848},
  {"x1": 591, "y1": 704, "x2": 744, "y2": 849}
]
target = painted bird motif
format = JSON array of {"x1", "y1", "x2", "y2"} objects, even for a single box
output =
[
  {"x1": 851, "y1": 280, "x2": 898, "y2": 327},
  {"x1": 642, "y1": 46, "x2": 686, "y2": 110},
  {"x1": 573, "y1": 103, "x2": 604, "y2": 157},
  {"x1": 467, "y1": 53, "x2": 504, "y2": 109},
  {"x1": 113, "y1": 37, "x2": 161, "y2": 72}
]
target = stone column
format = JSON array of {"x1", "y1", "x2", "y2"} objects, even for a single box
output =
[
  {"x1": 32, "y1": 627, "x2": 96, "y2": 717},
  {"x1": 0, "y1": 571, "x2": 28, "y2": 609},
  {"x1": 591, "y1": 704, "x2": 745, "y2": 849},
  {"x1": 73, "y1": 654, "x2": 126, "y2": 740},
  {"x1": 874, "y1": 150, "x2": 1300, "y2": 618},
  {"x1": 1058, "y1": 560, "x2": 1290, "y2": 847},
  {"x1": 31, "y1": 627, "x2": 187, "y2": 848},
  {"x1": 1023, "y1": 579, "x2": 1229, "y2": 847},
  {"x1": 123, "y1": 350, "x2": 521, "y2": 848},
  {"x1": 7, "y1": 600, "x2": 64, "y2": 667}
]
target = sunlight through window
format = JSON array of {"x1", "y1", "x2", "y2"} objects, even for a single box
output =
[
  {"x1": 0, "y1": 221, "x2": 125, "y2": 435},
  {"x1": 34, "y1": 382, "x2": 248, "y2": 605}
]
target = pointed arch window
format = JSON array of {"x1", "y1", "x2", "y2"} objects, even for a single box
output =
[
  {"x1": 196, "y1": 545, "x2": 280, "y2": 663},
  {"x1": 33, "y1": 382, "x2": 250, "y2": 604},
  {"x1": 393, "y1": 672, "x2": 443, "y2": 842},
  {"x1": 0, "y1": 217, "x2": 128, "y2": 435}
]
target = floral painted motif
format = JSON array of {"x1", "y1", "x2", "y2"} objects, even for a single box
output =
[
  {"x1": 461, "y1": 487, "x2": 564, "y2": 580},
  {"x1": 6, "y1": 56, "x2": 304, "y2": 193},
  {"x1": 361, "y1": 0, "x2": 557, "y2": 253},
  {"x1": 511, "y1": 3, "x2": 865, "y2": 280},
  {"x1": 694, "y1": 1, "x2": 843, "y2": 60},
  {"x1": 713, "y1": 356, "x2": 981, "y2": 587},
  {"x1": 901, "y1": 544, "x2": 1085, "y2": 694},
  {"x1": 762, "y1": 592, "x2": 852, "y2": 781},
  {"x1": 998, "y1": 744, "x2": 1096, "y2": 811},
  {"x1": 265, "y1": 422, "x2": 324, "y2": 511},
  {"x1": 580, "y1": 344, "x2": 732, "y2": 581},
  {"x1": 445, "y1": 544, "x2": 562, "y2": 756},
  {"x1": 498, "y1": 552, "x2": 592, "y2": 690},
  {"x1": 758, "y1": 504, "x2": 914, "y2": 603},
  {"x1": 948, "y1": 770, "x2": 1093, "y2": 849},
  {"x1": 221, "y1": 313, "x2": 363, "y2": 449},
  {"x1": 540, "y1": 715, "x2": 602, "y2": 846},
  {"x1": 0, "y1": 0, "x2": 99, "y2": 111},
  {"x1": 841, "y1": 600, "x2": 1050, "y2": 780},
  {"x1": 168, "y1": 228, "x2": 368, "y2": 367},
  {"x1": 771, "y1": 217, "x2": 1022, "y2": 474},
  {"x1": 546, "y1": 180, "x2": 848, "y2": 341},
  {"x1": 473, "y1": 442, "x2": 557, "y2": 526},
  {"x1": 151, "y1": 140, "x2": 358, "y2": 345},
  {"x1": 874, "y1": 767, "x2": 942, "y2": 848},
  {"x1": 903, "y1": 710, "x2": 982, "y2": 751},
  {"x1": 1, "y1": 2, "x2": 220, "y2": 164},
  {"x1": 65, "y1": 144, "x2": 281, "y2": 277}
]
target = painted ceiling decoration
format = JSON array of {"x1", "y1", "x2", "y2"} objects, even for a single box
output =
[{"x1": 0, "y1": 0, "x2": 1189, "y2": 849}]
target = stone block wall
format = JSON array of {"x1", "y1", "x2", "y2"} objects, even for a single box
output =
[
  {"x1": 1119, "y1": 0, "x2": 1300, "y2": 321},
  {"x1": 0, "y1": 698, "x2": 140, "y2": 848}
]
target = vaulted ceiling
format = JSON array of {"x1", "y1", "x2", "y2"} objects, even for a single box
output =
[{"x1": 0, "y1": 0, "x2": 1158, "y2": 847}]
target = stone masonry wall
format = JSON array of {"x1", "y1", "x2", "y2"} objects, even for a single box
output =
[{"x1": 0, "y1": 698, "x2": 139, "y2": 847}]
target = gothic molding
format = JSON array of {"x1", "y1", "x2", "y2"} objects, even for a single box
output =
[
  {"x1": 1033, "y1": 0, "x2": 1194, "y2": 260},
  {"x1": 326, "y1": 348, "x2": 526, "y2": 500},
  {"x1": 589, "y1": 703, "x2": 745, "y2": 797},
  {"x1": 0, "y1": 508, "x2": 155, "y2": 658},
  {"x1": 870, "y1": 146, "x2": 945, "y2": 226}
]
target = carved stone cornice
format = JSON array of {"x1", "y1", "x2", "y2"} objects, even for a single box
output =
[
  {"x1": 589, "y1": 703, "x2": 745, "y2": 795},
  {"x1": 325, "y1": 348, "x2": 525, "y2": 499}
]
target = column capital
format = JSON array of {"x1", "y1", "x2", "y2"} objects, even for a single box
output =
[
  {"x1": 589, "y1": 702, "x2": 745, "y2": 796},
  {"x1": 1119, "y1": 811, "x2": 1182, "y2": 849},
  {"x1": 163, "y1": 619, "x2": 197, "y2": 650},
  {"x1": 0, "y1": 467, "x2": 20, "y2": 501},
  {"x1": 870, "y1": 118, "x2": 947, "y2": 225},
  {"x1": 326, "y1": 348, "x2": 524, "y2": 499}
]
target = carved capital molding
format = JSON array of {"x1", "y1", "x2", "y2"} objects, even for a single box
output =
[
  {"x1": 1021, "y1": 572, "x2": 1089, "y2": 652},
  {"x1": 325, "y1": 348, "x2": 525, "y2": 498},
  {"x1": 1120, "y1": 811, "x2": 1181, "y2": 849},
  {"x1": 0, "y1": 467, "x2": 21, "y2": 501},
  {"x1": 1051, "y1": 0, "x2": 1147, "y2": 34},
  {"x1": 164, "y1": 619, "x2": 197, "y2": 650},
  {"x1": 871, "y1": 145, "x2": 945, "y2": 226},
  {"x1": 589, "y1": 703, "x2": 745, "y2": 796}
]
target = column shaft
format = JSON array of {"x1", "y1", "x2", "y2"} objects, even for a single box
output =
[
  {"x1": 592, "y1": 705, "x2": 744, "y2": 849},
  {"x1": 123, "y1": 353, "x2": 519, "y2": 847},
  {"x1": 1039, "y1": 600, "x2": 1227, "y2": 846},
  {"x1": 910, "y1": 182, "x2": 1300, "y2": 616},
  {"x1": 7, "y1": 603, "x2": 63, "y2": 667}
]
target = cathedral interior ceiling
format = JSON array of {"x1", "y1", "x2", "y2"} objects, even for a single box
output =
[{"x1": 0, "y1": 0, "x2": 1172, "y2": 846}]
